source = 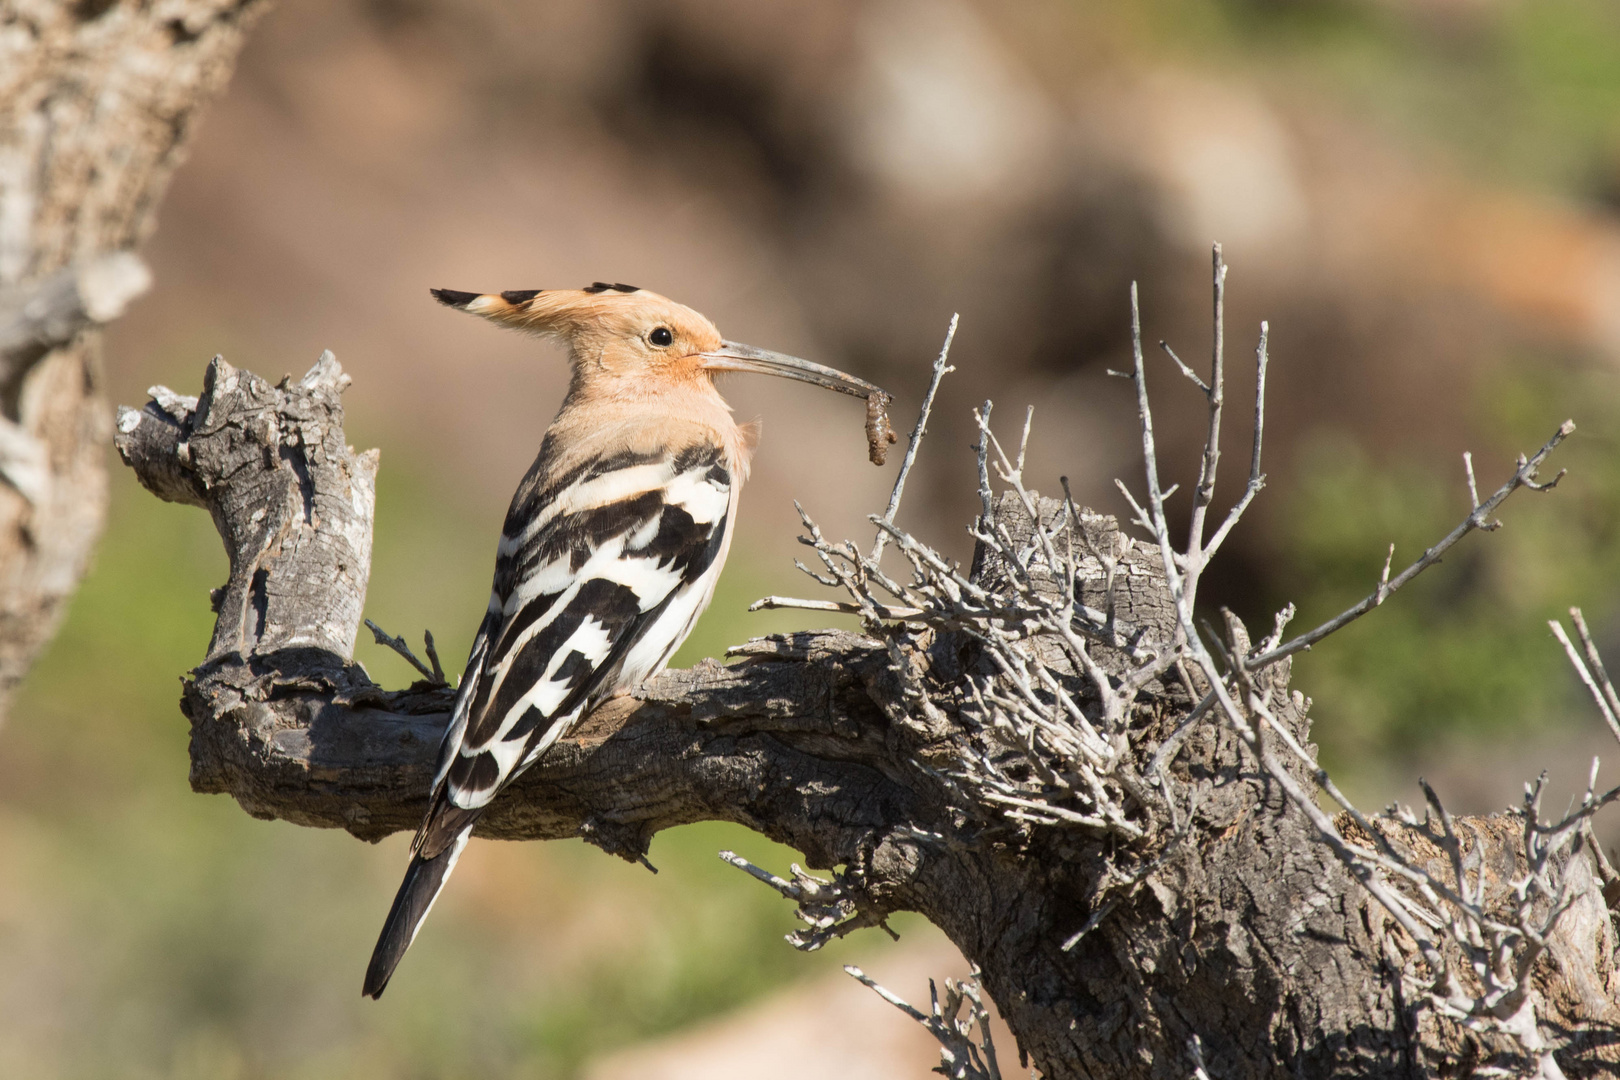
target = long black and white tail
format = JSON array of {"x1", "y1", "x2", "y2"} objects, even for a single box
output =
[{"x1": 362, "y1": 807, "x2": 478, "y2": 999}]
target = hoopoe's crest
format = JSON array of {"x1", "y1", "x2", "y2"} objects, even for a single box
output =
[
  {"x1": 432, "y1": 283, "x2": 724, "y2": 396},
  {"x1": 363, "y1": 283, "x2": 888, "y2": 999}
]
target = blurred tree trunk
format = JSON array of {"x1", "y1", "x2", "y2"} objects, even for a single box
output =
[{"x1": 0, "y1": 0, "x2": 268, "y2": 718}]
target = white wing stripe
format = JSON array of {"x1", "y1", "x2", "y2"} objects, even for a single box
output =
[
  {"x1": 498, "y1": 461, "x2": 677, "y2": 554},
  {"x1": 509, "y1": 535, "x2": 686, "y2": 614},
  {"x1": 494, "y1": 576, "x2": 581, "y2": 675},
  {"x1": 507, "y1": 554, "x2": 585, "y2": 612},
  {"x1": 661, "y1": 468, "x2": 730, "y2": 525},
  {"x1": 620, "y1": 575, "x2": 715, "y2": 687},
  {"x1": 593, "y1": 552, "x2": 686, "y2": 611},
  {"x1": 493, "y1": 614, "x2": 616, "y2": 737}
]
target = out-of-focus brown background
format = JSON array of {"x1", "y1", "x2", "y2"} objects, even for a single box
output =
[{"x1": 4, "y1": 1, "x2": 1620, "y2": 1075}]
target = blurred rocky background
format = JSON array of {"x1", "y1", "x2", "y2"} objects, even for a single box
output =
[{"x1": 5, "y1": 0, "x2": 1620, "y2": 1075}]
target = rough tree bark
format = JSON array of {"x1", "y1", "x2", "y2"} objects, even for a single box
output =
[
  {"x1": 0, "y1": 0, "x2": 268, "y2": 716},
  {"x1": 114, "y1": 336, "x2": 1620, "y2": 1078}
]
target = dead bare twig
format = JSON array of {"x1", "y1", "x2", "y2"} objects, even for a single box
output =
[
  {"x1": 844, "y1": 964, "x2": 1003, "y2": 1080},
  {"x1": 364, "y1": 619, "x2": 449, "y2": 687}
]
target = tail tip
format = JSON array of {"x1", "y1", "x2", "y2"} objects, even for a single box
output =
[
  {"x1": 362, "y1": 952, "x2": 397, "y2": 1000},
  {"x1": 363, "y1": 812, "x2": 477, "y2": 1002}
]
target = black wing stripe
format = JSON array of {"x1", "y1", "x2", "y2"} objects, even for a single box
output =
[
  {"x1": 504, "y1": 444, "x2": 723, "y2": 548},
  {"x1": 448, "y1": 750, "x2": 500, "y2": 795},
  {"x1": 504, "y1": 447, "x2": 667, "y2": 534},
  {"x1": 631, "y1": 504, "x2": 706, "y2": 568},
  {"x1": 506, "y1": 580, "x2": 689, "y2": 752},
  {"x1": 671, "y1": 444, "x2": 723, "y2": 473},
  {"x1": 499, "y1": 444, "x2": 726, "y2": 565},
  {"x1": 464, "y1": 578, "x2": 640, "y2": 747},
  {"x1": 487, "y1": 588, "x2": 566, "y2": 666},
  {"x1": 496, "y1": 453, "x2": 728, "y2": 611},
  {"x1": 511, "y1": 490, "x2": 665, "y2": 584},
  {"x1": 431, "y1": 618, "x2": 493, "y2": 789}
]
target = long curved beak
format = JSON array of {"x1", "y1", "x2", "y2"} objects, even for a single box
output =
[{"x1": 699, "y1": 341, "x2": 883, "y2": 399}]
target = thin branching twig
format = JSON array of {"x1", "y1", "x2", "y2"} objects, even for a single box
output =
[
  {"x1": 845, "y1": 965, "x2": 1003, "y2": 1080},
  {"x1": 871, "y1": 312, "x2": 959, "y2": 563},
  {"x1": 364, "y1": 619, "x2": 448, "y2": 686}
]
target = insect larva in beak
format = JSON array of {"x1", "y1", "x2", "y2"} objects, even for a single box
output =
[{"x1": 865, "y1": 391, "x2": 898, "y2": 466}]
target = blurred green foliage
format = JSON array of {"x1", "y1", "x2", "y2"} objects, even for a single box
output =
[
  {"x1": 1278, "y1": 358, "x2": 1620, "y2": 766},
  {"x1": 0, "y1": 463, "x2": 912, "y2": 1079},
  {"x1": 1073, "y1": 0, "x2": 1620, "y2": 768},
  {"x1": 1124, "y1": 0, "x2": 1620, "y2": 199}
]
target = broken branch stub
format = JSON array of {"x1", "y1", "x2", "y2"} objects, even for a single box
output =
[{"x1": 118, "y1": 352, "x2": 378, "y2": 662}]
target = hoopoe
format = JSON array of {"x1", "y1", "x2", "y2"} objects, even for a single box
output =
[{"x1": 363, "y1": 282, "x2": 889, "y2": 998}]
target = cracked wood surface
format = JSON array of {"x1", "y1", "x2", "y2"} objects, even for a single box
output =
[{"x1": 117, "y1": 354, "x2": 1620, "y2": 1078}]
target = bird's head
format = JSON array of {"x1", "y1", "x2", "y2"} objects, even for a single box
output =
[{"x1": 431, "y1": 282, "x2": 884, "y2": 403}]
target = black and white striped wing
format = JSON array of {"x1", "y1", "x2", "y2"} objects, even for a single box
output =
[{"x1": 431, "y1": 444, "x2": 733, "y2": 814}]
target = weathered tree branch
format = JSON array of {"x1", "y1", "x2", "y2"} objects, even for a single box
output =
[
  {"x1": 116, "y1": 288, "x2": 1620, "y2": 1075},
  {"x1": 0, "y1": 0, "x2": 269, "y2": 716}
]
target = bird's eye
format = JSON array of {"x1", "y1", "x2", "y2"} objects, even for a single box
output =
[{"x1": 649, "y1": 326, "x2": 674, "y2": 347}]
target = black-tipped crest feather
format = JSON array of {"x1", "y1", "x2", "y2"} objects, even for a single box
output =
[{"x1": 430, "y1": 288, "x2": 481, "y2": 308}]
